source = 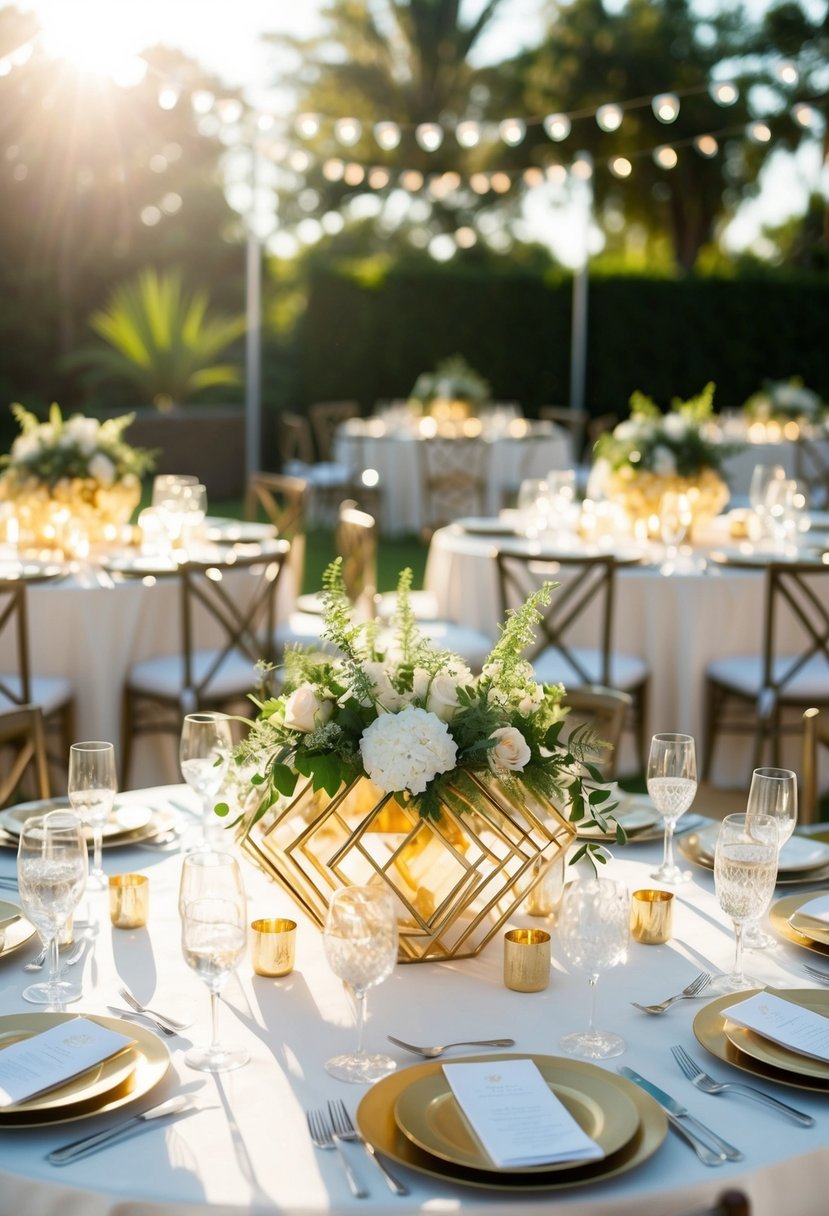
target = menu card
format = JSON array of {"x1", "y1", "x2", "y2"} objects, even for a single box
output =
[
  {"x1": 0, "y1": 1017, "x2": 134, "y2": 1107},
  {"x1": 723, "y1": 992, "x2": 829, "y2": 1064},
  {"x1": 789, "y1": 894, "x2": 829, "y2": 931},
  {"x1": 442, "y1": 1059, "x2": 604, "y2": 1168}
]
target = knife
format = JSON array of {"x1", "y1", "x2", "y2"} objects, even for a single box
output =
[
  {"x1": 47, "y1": 1095, "x2": 197, "y2": 1164},
  {"x1": 618, "y1": 1067, "x2": 742, "y2": 1165}
]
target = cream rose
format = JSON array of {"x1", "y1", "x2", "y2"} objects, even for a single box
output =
[
  {"x1": 488, "y1": 726, "x2": 531, "y2": 772},
  {"x1": 283, "y1": 685, "x2": 334, "y2": 732}
]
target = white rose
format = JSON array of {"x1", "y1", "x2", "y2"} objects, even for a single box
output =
[
  {"x1": 651, "y1": 444, "x2": 676, "y2": 477},
  {"x1": 10, "y1": 434, "x2": 39, "y2": 461},
  {"x1": 661, "y1": 413, "x2": 688, "y2": 439},
  {"x1": 489, "y1": 726, "x2": 531, "y2": 772},
  {"x1": 362, "y1": 660, "x2": 406, "y2": 711},
  {"x1": 360, "y1": 706, "x2": 458, "y2": 795},
  {"x1": 66, "y1": 416, "x2": 100, "y2": 454},
  {"x1": 283, "y1": 685, "x2": 334, "y2": 732},
  {"x1": 425, "y1": 673, "x2": 464, "y2": 722},
  {"x1": 88, "y1": 453, "x2": 116, "y2": 487}
]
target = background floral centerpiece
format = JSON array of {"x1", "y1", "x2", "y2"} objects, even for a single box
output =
[
  {"x1": 0, "y1": 403, "x2": 154, "y2": 549},
  {"x1": 409, "y1": 353, "x2": 491, "y2": 422},
  {"x1": 742, "y1": 377, "x2": 825, "y2": 431},
  {"x1": 590, "y1": 382, "x2": 733, "y2": 532},
  {"x1": 228, "y1": 562, "x2": 621, "y2": 961}
]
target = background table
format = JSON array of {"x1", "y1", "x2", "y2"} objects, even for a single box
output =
[{"x1": 0, "y1": 784, "x2": 826, "y2": 1214}]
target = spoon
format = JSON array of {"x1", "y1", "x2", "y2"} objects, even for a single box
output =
[{"x1": 387, "y1": 1035, "x2": 515, "y2": 1059}]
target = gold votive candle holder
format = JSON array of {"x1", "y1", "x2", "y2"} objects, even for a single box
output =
[
  {"x1": 109, "y1": 874, "x2": 150, "y2": 929},
  {"x1": 503, "y1": 928, "x2": 551, "y2": 992},
  {"x1": 251, "y1": 918, "x2": 297, "y2": 977},
  {"x1": 630, "y1": 889, "x2": 673, "y2": 945}
]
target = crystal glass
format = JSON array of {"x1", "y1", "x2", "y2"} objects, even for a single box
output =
[
  {"x1": 67, "y1": 740, "x2": 117, "y2": 891},
  {"x1": 516, "y1": 478, "x2": 550, "y2": 538},
  {"x1": 710, "y1": 812, "x2": 779, "y2": 993},
  {"x1": 180, "y1": 712, "x2": 232, "y2": 849},
  {"x1": 17, "y1": 811, "x2": 87, "y2": 1006},
  {"x1": 178, "y1": 849, "x2": 245, "y2": 917},
  {"x1": 747, "y1": 462, "x2": 785, "y2": 543},
  {"x1": 658, "y1": 490, "x2": 691, "y2": 575},
  {"x1": 744, "y1": 767, "x2": 796, "y2": 949},
  {"x1": 181, "y1": 887, "x2": 248, "y2": 1073},
  {"x1": 558, "y1": 878, "x2": 629, "y2": 1059},
  {"x1": 322, "y1": 885, "x2": 398, "y2": 1083},
  {"x1": 647, "y1": 733, "x2": 697, "y2": 883}
]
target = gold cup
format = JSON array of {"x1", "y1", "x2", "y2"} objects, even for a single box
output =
[
  {"x1": 503, "y1": 928, "x2": 551, "y2": 992},
  {"x1": 630, "y1": 888, "x2": 674, "y2": 945},
  {"x1": 250, "y1": 917, "x2": 297, "y2": 977},
  {"x1": 109, "y1": 874, "x2": 150, "y2": 930}
]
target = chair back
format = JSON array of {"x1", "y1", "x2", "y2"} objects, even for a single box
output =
[
  {"x1": 419, "y1": 437, "x2": 490, "y2": 535},
  {"x1": 802, "y1": 706, "x2": 829, "y2": 825},
  {"x1": 585, "y1": 412, "x2": 619, "y2": 456},
  {"x1": 539, "y1": 405, "x2": 588, "y2": 461},
  {"x1": 309, "y1": 400, "x2": 360, "y2": 462},
  {"x1": 0, "y1": 581, "x2": 32, "y2": 707},
  {"x1": 244, "y1": 472, "x2": 308, "y2": 541},
  {"x1": 794, "y1": 436, "x2": 829, "y2": 509},
  {"x1": 336, "y1": 502, "x2": 377, "y2": 616},
  {"x1": 179, "y1": 542, "x2": 290, "y2": 709},
  {"x1": 0, "y1": 705, "x2": 50, "y2": 805},
  {"x1": 761, "y1": 562, "x2": 829, "y2": 700},
  {"x1": 494, "y1": 549, "x2": 616, "y2": 686},
  {"x1": 560, "y1": 685, "x2": 632, "y2": 780},
  {"x1": 276, "y1": 412, "x2": 315, "y2": 468}
]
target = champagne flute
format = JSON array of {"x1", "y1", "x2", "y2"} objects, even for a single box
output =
[
  {"x1": 558, "y1": 878, "x2": 629, "y2": 1059},
  {"x1": 658, "y1": 490, "x2": 691, "y2": 575},
  {"x1": 180, "y1": 712, "x2": 232, "y2": 849},
  {"x1": 322, "y1": 885, "x2": 398, "y2": 1083},
  {"x1": 647, "y1": 733, "x2": 697, "y2": 883},
  {"x1": 17, "y1": 811, "x2": 87, "y2": 1006},
  {"x1": 744, "y1": 767, "x2": 797, "y2": 949},
  {"x1": 709, "y1": 812, "x2": 778, "y2": 993},
  {"x1": 181, "y1": 891, "x2": 248, "y2": 1073},
  {"x1": 68, "y1": 740, "x2": 117, "y2": 891}
]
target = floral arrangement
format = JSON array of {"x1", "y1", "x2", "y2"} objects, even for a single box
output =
[
  {"x1": 409, "y1": 354, "x2": 491, "y2": 413},
  {"x1": 742, "y1": 377, "x2": 825, "y2": 426},
  {"x1": 222, "y1": 562, "x2": 621, "y2": 867}
]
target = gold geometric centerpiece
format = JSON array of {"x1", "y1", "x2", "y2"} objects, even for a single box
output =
[{"x1": 230, "y1": 563, "x2": 616, "y2": 964}]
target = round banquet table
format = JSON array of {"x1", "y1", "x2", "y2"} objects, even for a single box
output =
[
  {"x1": 424, "y1": 516, "x2": 829, "y2": 787},
  {"x1": 334, "y1": 420, "x2": 573, "y2": 536},
  {"x1": 720, "y1": 433, "x2": 829, "y2": 501},
  {"x1": 0, "y1": 784, "x2": 827, "y2": 1214}
]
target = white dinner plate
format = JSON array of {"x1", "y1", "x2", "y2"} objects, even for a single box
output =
[
  {"x1": 101, "y1": 554, "x2": 179, "y2": 575},
  {"x1": 0, "y1": 801, "x2": 154, "y2": 840},
  {"x1": 454, "y1": 517, "x2": 519, "y2": 536},
  {"x1": 683, "y1": 824, "x2": 829, "y2": 874},
  {"x1": 205, "y1": 517, "x2": 276, "y2": 543}
]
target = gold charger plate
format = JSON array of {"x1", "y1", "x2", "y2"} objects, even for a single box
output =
[
  {"x1": 0, "y1": 801, "x2": 173, "y2": 851},
  {"x1": 393, "y1": 1057, "x2": 640, "y2": 1172},
  {"x1": 769, "y1": 893, "x2": 829, "y2": 957},
  {"x1": 356, "y1": 1054, "x2": 668, "y2": 1192},
  {"x1": 0, "y1": 1012, "x2": 170, "y2": 1127},
  {"x1": 0, "y1": 898, "x2": 37, "y2": 959},
  {"x1": 694, "y1": 989, "x2": 829, "y2": 1093}
]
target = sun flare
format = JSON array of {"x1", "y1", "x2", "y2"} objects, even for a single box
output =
[{"x1": 36, "y1": 1, "x2": 150, "y2": 82}]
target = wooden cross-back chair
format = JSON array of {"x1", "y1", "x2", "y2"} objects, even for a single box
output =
[
  {"x1": 418, "y1": 437, "x2": 490, "y2": 538},
  {"x1": 0, "y1": 705, "x2": 50, "y2": 806},
  {"x1": 338, "y1": 502, "x2": 378, "y2": 616},
  {"x1": 276, "y1": 411, "x2": 316, "y2": 468},
  {"x1": 245, "y1": 471, "x2": 309, "y2": 608},
  {"x1": 560, "y1": 685, "x2": 633, "y2": 781},
  {"x1": 702, "y1": 561, "x2": 829, "y2": 781},
  {"x1": 0, "y1": 580, "x2": 75, "y2": 786},
  {"x1": 794, "y1": 435, "x2": 829, "y2": 509},
  {"x1": 802, "y1": 706, "x2": 829, "y2": 826},
  {"x1": 494, "y1": 549, "x2": 649, "y2": 764},
  {"x1": 308, "y1": 400, "x2": 361, "y2": 463},
  {"x1": 121, "y1": 542, "x2": 290, "y2": 783}
]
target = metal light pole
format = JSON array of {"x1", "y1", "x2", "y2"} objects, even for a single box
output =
[
  {"x1": 569, "y1": 151, "x2": 594, "y2": 414},
  {"x1": 244, "y1": 133, "x2": 263, "y2": 480}
]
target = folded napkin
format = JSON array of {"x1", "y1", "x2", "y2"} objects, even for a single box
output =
[
  {"x1": 789, "y1": 894, "x2": 829, "y2": 932},
  {"x1": 0, "y1": 1017, "x2": 134, "y2": 1108},
  {"x1": 723, "y1": 992, "x2": 829, "y2": 1065},
  {"x1": 442, "y1": 1059, "x2": 604, "y2": 1169}
]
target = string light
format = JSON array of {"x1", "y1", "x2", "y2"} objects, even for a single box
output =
[
  {"x1": 653, "y1": 145, "x2": 678, "y2": 169},
  {"x1": 747, "y1": 120, "x2": 772, "y2": 143},
  {"x1": 693, "y1": 134, "x2": 719, "y2": 157},
  {"x1": 158, "y1": 84, "x2": 180, "y2": 111},
  {"x1": 543, "y1": 114, "x2": 571, "y2": 142},
  {"x1": 776, "y1": 60, "x2": 799, "y2": 86},
  {"x1": 333, "y1": 117, "x2": 362, "y2": 146},
  {"x1": 609, "y1": 156, "x2": 633, "y2": 178},
  {"x1": 652, "y1": 93, "x2": 680, "y2": 123},
  {"x1": 415, "y1": 123, "x2": 443, "y2": 151},
  {"x1": 596, "y1": 104, "x2": 624, "y2": 132},
  {"x1": 373, "y1": 121, "x2": 401, "y2": 150},
  {"x1": 295, "y1": 112, "x2": 321, "y2": 139},
  {"x1": 499, "y1": 117, "x2": 526, "y2": 146},
  {"x1": 792, "y1": 104, "x2": 819, "y2": 129},
  {"x1": 711, "y1": 81, "x2": 739, "y2": 105}
]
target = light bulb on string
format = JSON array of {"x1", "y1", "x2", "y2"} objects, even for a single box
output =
[
  {"x1": 543, "y1": 113, "x2": 571, "y2": 142},
  {"x1": 792, "y1": 103, "x2": 819, "y2": 129},
  {"x1": 596, "y1": 104, "x2": 623, "y2": 132},
  {"x1": 456, "y1": 121, "x2": 481, "y2": 148},
  {"x1": 322, "y1": 159, "x2": 345, "y2": 182},
  {"x1": 373, "y1": 121, "x2": 401, "y2": 150},
  {"x1": 343, "y1": 163, "x2": 365, "y2": 186},
  {"x1": 469, "y1": 173, "x2": 490, "y2": 194},
  {"x1": 571, "y1": 150, "x2": 594, "y2": 180},
  {"x1": 652, "y1": 93, "x2": 680, "y2": 123},
  {"x1": 400, "y1": 169, "x2": 424, "y2": 191},
  {"x1": 295, "y1": 113, "x2": 321, "y2": 139},
  {"x1": 711, "y1": 81, "x2": 739, "y2": 106},
  {"x1": 368, "y1": 167, "x2": 391, "y2": 189},
  {"x1": 455, "y1": 226, "x2": 477, "y2": 249},
  {"x1": 499, "y1": 118, "x2": 526, "y2": 146},
  {"x1": 609, "y1": 156, "x2": 632, "y2": 178},
  {"x1": 491, "y1": 172, "x2": 511, "y2": 193},
  {"x1": 523, "y1": 167, "x2": 544, "y2": 188},
  {"x1": 334, "y1": 117, "x2": 362, "y2": 147},
  {"x1": 546, "y1": 163, "x2": 567, "y2": 184},
  {"x1": 747, "y1": 121, "x2": 772, "y2": 143},
  {"x1": 216, "y1": 98, "x2": 244, "y2": 125},
  {"x1": 158, "y1": 83, "x2": 180, "y2": 111},
  {"x1": 694, "y1": 134, "x2": 719, "y2": 157},
  {"x1": 415, "y1": 123, "x2": 443, "y2": 152},
  {"x1": 653, "y1": 145, "x2": 678, "y2": 169},
  {"x1": 776, "y1": 60, "x2": 799, "y2": 87}
]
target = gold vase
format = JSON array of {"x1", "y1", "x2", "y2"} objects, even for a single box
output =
[
  {"x1": 607, "y1": 468, "x2": 730, "y2": 537},
  {"x1": 238, "y1": 771, "x2": 576, "y2": 963},
  {"x1": 1, "y1": 475, "x2": 141, "y2": 550}
]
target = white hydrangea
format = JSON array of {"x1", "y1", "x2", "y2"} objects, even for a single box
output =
[
  {"x1": 88, "y1": 452, "x2": 116, "y2": 487},
  {"x1": 360, "y1": 706, "x2": 458, "y2": 795},
  {"x1": 11, "y1": 433, "x2": 41, "y2": 461},
  {"x1": 651, "y1": 444, "x2": 677, "y2": 476},
  {"x1": 65, "y1": 415, "x2": 101, "y2": 455},
  {"x1": 662, "y1": 412, "x2": 689, "y2": 439}
]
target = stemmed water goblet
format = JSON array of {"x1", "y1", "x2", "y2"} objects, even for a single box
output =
[
  {"x1": 180, "y1": 850, "x2": 248, "y2": 1072},
  {"x1": 17, "y1": 811, "x2": 87, "y2": 1007},
  {"x1": 709, "y1": 812, "x2": 779, "y2": 993},
  {"x1": 647, "y1": 732, "x2": 697, "y2": 883},
  {"x1": 658, "y1": 490, "x2": 691, "y2": 575},
  {"x1": 747, "y1": 462, "x2": 785, "y2": 544},
  {"x1": 558, "y1": 878, "x2": 629, "y2": 1060},
  {"x1": 743, "y1": 767, "x2": 796, "y2": 949},
  {"x1": 67, "y1": 740, "x2": 117, "y2": 891},
  {"x1": 322, "y1": 885, "x2": 398, "y2": 1083},
  {"x1": 180, "y1": 712, "x2": 232, "y2": 849}
]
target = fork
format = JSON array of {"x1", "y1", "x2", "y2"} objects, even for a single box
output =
[
  {"x1": 802, "y1": 963, "x2": 829, "y2": 986},
  {"x1": 306, "y1": 1107, "x2": 367, "y2": 1198},
  {"x1": 386, "y1": 1035, "x2": 515, "y2": 1058},
  {"x1": 671, "y1": 1044, "x2": 815, "y2": 1125},
  {"x1": 117, "y1": 985, "x2": 191, "y2": 1034},
  {"x1": 23, "y1": 938, "x2": 86, "y2": 972},
  {"x1": 328, "y1": 1098, "x2": 408, "y2": 1195},
  {"x1": 631, "y1": 971, "x2": 712, "y2": 1014}
]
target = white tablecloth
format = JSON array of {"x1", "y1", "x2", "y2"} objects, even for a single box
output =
[
  {"x1": 722, "y1": 437, "x2": 829, "y2": 501},
  {"x1": 0, "y1": 784, "x2": 826, "y2": 1214},
  {"x1": 334, "y1": 423, "x2": 573, "y2": 535}
]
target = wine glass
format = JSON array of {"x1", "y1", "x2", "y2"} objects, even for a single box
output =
[
  {"x1": 709, "y1": 812, "x2": 779, "y2": 993},
  {"x1": 647, "y1": 733, "x2": 697, "y2": 883},
  {"x1": 181, "y1": 882, "x2": 248, "y2": 1073},
  {"x1": 322, "y1": 885, "x2": 398, "y2": 1083},
  {"x1": 747, "y1": 462, "x2": 785, "y2": 543},
  {"x1": 658, "y1": 491, "x2": 691, "y2": 575},
  {"x1": 180, "y1": 712, "x2": 232, "y2": 849},
  {"x1": 17, "y1": 811, "x2": 87, "y2": 1006},
  {"x1": 178, "y1": 849, "x2": 246, "y2": 916},
  {"x1": 558, "y1": 878, "x2": 629, "y2": 1060},
  {"x1": 516, "y1": 478, "x2": 550, "y2": 538},
  {"x1": 744, "y1": 767, "x2": 797, "y2": 949},
  {"x1": 67, "y1": 740, "x2": 117, "y2": 891}
]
